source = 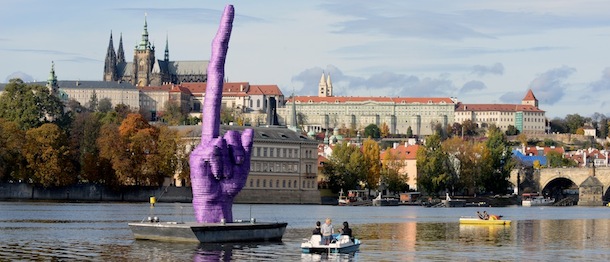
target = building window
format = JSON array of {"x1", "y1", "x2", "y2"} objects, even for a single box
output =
[
  {"x1": 294, "y1": 180, "x2": 297, "y2": 188},
  {"x1": 263, "y1": 179, "x2": 266, "y2": 187},
  {"x1": 256, "y1": 179, "x2": 260, "y2": 187},
  {"x1": 283, "y1": 180, "x2": 286, "y2": 188},
  {"x1": 270, "y1": 148, "x2": 275, "y2": 157},
  {"x1": 276, "y1": 180, "x2": 279, "y2": 188},
  {"x1": 263, "y1": 148, "x2": 267, "y2": 157},
  {"x1": 288, "y1": 180, "x2": 291, "y2": 188},
  {"x1": 249, "y1": 179, "x2": 253, "y2": 187}
]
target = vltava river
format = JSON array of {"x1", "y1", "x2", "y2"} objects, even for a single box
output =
[{"x1": 0, "y1": 201, "x2": 609, "y2": 261}]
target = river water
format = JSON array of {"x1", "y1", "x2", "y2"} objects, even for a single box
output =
[{"x1": 0, "y1": 201, "x2": 609, "y2": 261}]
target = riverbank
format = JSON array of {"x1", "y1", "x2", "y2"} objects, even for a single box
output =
[{"x1": 0, "y1": 182, "x2": 320, "y2": 204}]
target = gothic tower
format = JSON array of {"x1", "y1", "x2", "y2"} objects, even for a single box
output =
[
  {"x1": 117, "y1": 33, "x2": 125, "y2": 63},
  {"x1": 133, "y1": 15, "x2": 155, "y2": 86},
  {"x1": 103, "y1": 32, "x2": 117, "y2": 81},
  {"x1": 164, "y1": 34, "x2": 169, "y2": 62}
]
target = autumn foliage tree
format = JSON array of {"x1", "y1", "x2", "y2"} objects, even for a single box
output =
[
  {"x1": 380, "y1": 146, "x2": 409, "y2": 193},
  {"x1": 23, "y1": 123, "x2": 76, "y2": 187},
  {"x1": 416, "y1": 134, "x2": 453, "y2": 196},
  {"x1": 362, "y1": 138, "x2": 381, "y2": 193},
  {"x1": 0, "y1": 119, "x2": 27, "y2": 181}
]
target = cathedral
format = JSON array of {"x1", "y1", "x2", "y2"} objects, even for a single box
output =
[{"x1": 103, "y1": 17, "x2": 208, "y2": 86}]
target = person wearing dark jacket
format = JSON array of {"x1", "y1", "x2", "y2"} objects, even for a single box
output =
[{"x1": 312, "y1": 221, "x2": 322, "y2": 235}]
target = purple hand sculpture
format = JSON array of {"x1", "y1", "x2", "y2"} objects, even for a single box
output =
[{"x1": 189, "y1": 5, "x2": 254, "y2": 223}]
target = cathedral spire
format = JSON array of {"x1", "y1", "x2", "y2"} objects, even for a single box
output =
[
  {"x1": 137, "y1": 13, "x2": 150, "y2": 50},
  {"x1": 103, "y1": 31, "x2": 117, "y2": 81},
  {"x1": 117, "y1": 33, "x2": 125, "y2": 63},
  {"x1": 164, "y1": 33, "x2": 169, "y2": 61}
]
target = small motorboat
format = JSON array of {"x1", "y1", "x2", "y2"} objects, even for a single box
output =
[
  {"x1": 459, "y1": 217, "x2": 511, "y2": 225},
  {"x1": 301, "y1": 234, "x2": 361, "y2": 253}
]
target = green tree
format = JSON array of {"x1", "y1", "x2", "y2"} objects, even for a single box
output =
[
  {"x1": 546, "y1": 150, "x2": 564, "y2": 168},
  {"x1": 87, "y1": 90, "x2": 98, "y2": 112},
  {"x1": 98, "y1": 98, "x2": 113, "y2": 113},
  {"x1": 565, "y1": 114, "x2": 588, "y2": 134},
  {"x1": 23, "y1": 123, "x2": 76, "y2": 187},
  {"x1": 364, "y1": 124, "x2": 381, "y2": 139},
  {"x1": 406, "y1": 126, "x2": 413, "y2": 138},
  {"x1": 505, "y1": 125, "x2": 519, "y2": 136},
  {"x1": 322, "y1": 142, "x2": 365, "y2": 193},
  {"x1": 0, "y1": 79, "x2": 65, "y2": 130},
  {"x1": 161, "y1": 100, "x2": 187, "y2": 125},
  {"x1": 461, "y1": 120, "x2": 478, "y2": 137},
  {"x1": 416, "y1": 134, "x2": 453, "y2": 196},
  {"x1": 549, "y1": 117, "x2": 568, "y2": 133},
  {"x1": 479, "y1": 127, "x2": 514, "y2": 194}
]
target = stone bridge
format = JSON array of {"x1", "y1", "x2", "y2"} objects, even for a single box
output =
[{"x1": 509, "y1": 167, "x2": 610, "y2": 205}]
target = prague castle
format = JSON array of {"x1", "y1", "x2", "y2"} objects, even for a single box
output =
[{"x1": 103, "y1": 16, "x2": 208, "y2": 86}]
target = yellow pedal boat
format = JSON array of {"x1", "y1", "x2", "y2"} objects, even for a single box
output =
[{"x1": 459, "y1": 217, "x2": 511, "y2": 225}]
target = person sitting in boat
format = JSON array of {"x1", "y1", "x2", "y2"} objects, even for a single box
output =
[
  {"x1": 321, "y1": 218, "x2": 334, "y2": 245},
  {"x1": 483, "y1": 211, "x2": 490, "y2": 220},
  {"x1": 340, "y1": 221, "x2": 353, "y2": 242},
  {"x1": 477, "y1": 211, "x2": 485, "y2": 220},
  {"x1": 488, "y1": 214, "x2": 503, "y2": 220},
  {"x1": 312, "y1": 221, "x2": 322, "y2": 236}
]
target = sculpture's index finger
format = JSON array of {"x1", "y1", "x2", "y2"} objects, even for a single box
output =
[{"x1": 201, "y1": 5, "x2": 235, "y2": 142}]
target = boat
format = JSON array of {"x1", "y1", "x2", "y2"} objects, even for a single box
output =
[
  {"x1": 522, "y1": 193, "x2": 555, "y2": 207},
  {"x1": 372, "y1": 193, "x2": 399, "y2": 206},
  {"x1": 301, "y1": 234, "x2": 361, "y2": 253},
  {"x1": 129, "y1": 220, "x2": 287, "y2": 243},
  {"x1": 459, "y1": 217, "x2": 511, "y2": 225},
  {"x1": 338, "y1": 189, "x2": 349, "y2": 206}
]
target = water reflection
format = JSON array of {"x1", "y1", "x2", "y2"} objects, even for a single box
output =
[{"x1": 2, "y1": 202, "x2": 610, "y2": 261}]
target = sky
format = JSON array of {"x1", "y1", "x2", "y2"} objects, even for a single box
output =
[{"x1": 2, "y1": 0, "x2": 610, "y2": 118}]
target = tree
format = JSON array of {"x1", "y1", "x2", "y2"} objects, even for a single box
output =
[
  {"x1": 161, "y1": 100, "x2": 187, "y2": 125},
  {"x1": 549, "y1": 117, "x2": 568, "y2": 133},
  {"x1": 565, "y1": 114, "x2": 588, "y2": 134},
  {"x1": 600, "y1": 117, "x2": 609, "y2": 138},
  {"x1": 0, "y1": 79, "x2": 65, "y2": 130},
  {"x1": 23, "y1": 123, "x2": 75, "y2": 187},
  {"x1": 380, "y1": 146, "x2": 409, "y2": 193},
  {"x1": 479, "y1": 127, "x2": 513, "y2": 194},
  {"x1": 406, "y1": 126, "x2": 413, "y2": 138},
  {"x1": 505, "y1": 125, "x2": 519, "y2": 136},
  {"x1": 98, "y1": 98, "x2": 113, "y2": 113},
  {"x1": 442, "y1": 136, "x2": 484, "y2": 195},
  {"x1": 0, "y1": 119, "x2": 27, "y2": 182},
  {"x1": 364, "y1": 124, "x2": 381, "y2": 139},
  {"x1": 462, "y1": 120, "x2": 478, "y2": 137},
  {"x1": 87, "y1": 90, "x2": 99, "y2": 112},
  {"x1": 416, "y1": 134, "x2": 453, "y2": 196},
  {"x1": 362, "y1": 138, "x2": 381, "y2": 193},
  {"x1": 546, "y1": 150, "x2": 564, "y2": 168},
  {"x1": 380, "y1": 122, "x2": 390, "y2": 138},
  {"x1": 322, "y1": 142, "x2": 365, "y2": 193}
]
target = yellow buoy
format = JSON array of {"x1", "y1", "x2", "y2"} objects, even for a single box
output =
[{"x1": 150, "y1": 196, "x2": 156, "y2": 207}]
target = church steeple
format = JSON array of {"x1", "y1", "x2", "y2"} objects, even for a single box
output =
[
  {"x1": 47, "y1": 61, "x2": 58, "y2": 96},
  {"x1": 164, "y1": 34, "x2": 169, "y2": 61},
  {"x1": 318, "y1": 72, "x2": 333, "y2": 97},
  {"x1": 137, "y1": 14, "x2": 151, "y2": 51},
  {"x1": 103, "y1": 31, "x2": 117, "y2": 81},
  {"x1": 117, "y1": 33, "x2": 125, "y2": 63}
]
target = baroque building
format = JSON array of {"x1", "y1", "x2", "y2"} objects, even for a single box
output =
[
  {"x1": 103, "y1": 16, "x2": 208, "y2": 87},
  {"x1": 277, "y1": 72, "x2": 456, "y2": 136},
  {"x1": 454, "y1": 90, "x2": 547, "y2": 135}
]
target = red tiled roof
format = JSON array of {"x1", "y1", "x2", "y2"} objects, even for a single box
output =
[
  {"x1": 178, "y1": 82, "x2": 250, "y2": 95},
  {"x1": 380, "y1": 144, "x2": 420, "y2": 160},
  {"x1": 455, "y1": 103, "x2": 544, "y2": 112},
  {"x1": 524, "y1": 146, "x2": 565, "y2": 156},
  {"x1": 523, "y1": 89, "x2": 537, "y2": 101},
  {"x1": 247, "y1": 85, "x2": 283, "y2": 96},
  {"x1": 288, "y1": 96, "x2": 454, "y2": 104}
]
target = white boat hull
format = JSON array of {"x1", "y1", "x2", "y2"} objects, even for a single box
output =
[{"x1": 301, "y1": 234, "x2": 360, "y2": 253}]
